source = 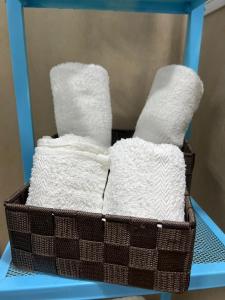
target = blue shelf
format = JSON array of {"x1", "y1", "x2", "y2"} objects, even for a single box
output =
[
  {"x1": 1, "y1": 198, "x2": 225, "y2": 300},
  {"x1": 19, "y1": 0, "x2": 206, "y2": 14},
  {"x1": 4, "y1": 0, "x2": 224, "y2": 300}
]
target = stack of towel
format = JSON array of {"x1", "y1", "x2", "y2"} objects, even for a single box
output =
[
  {"x1": 103, "y1": 64, "x2": 203, "y2": 222},
  {"x1": 27, "y1": 63, "x2": 112, "y2": 212},
  {"x1": 27, "y1": 63, "x2": 203, "y2": 223},
  {"x1": 26, "y1": 134, "x2": 109, "y2": 213}
]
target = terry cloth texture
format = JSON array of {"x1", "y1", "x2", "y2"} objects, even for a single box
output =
[
  {"x1": 134, "y1": 65, "x2": 204, "y2": 147},
  {"x1": 26, "y1": 134, "x2": 109, "y2": 213},
  {"x1": 103, "y1": 138, "x2": 186, "y2": 222},
  {"x1": 50, "y1": 62, "x2": 112, "y2": 147}
]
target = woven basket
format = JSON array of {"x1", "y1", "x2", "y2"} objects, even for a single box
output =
[
  {"x1": 4, "y1": 130, "x2": 196, "y2": 293},
  {"x1": 5, "y1": 187, "x2": 195, "y2": 293}
]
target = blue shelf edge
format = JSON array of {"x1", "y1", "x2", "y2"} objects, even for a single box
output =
[{"x1": 18, "y1": 0, "x2": 206, "y2": 14}]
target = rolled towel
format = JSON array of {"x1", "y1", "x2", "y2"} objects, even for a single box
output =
[
  {"x1": 26, "y1": 134, "x2": 109, "y2": 213},
  {"x1": 50, "y1": 63, "x2": 112, "y2": 148},
  {"x1": 134, "y1": 65, "x2": 204, "y2": 147},
  {"x1": 103, "y1": 138, "x2": 186, "y2": 222}
]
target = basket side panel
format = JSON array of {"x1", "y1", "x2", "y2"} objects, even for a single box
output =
[{"x1": 5, "y1": 186, "x2": 195, "y2": 293}]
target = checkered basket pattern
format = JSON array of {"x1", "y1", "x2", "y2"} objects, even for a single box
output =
[{"x1": 5, "y1": 185, "x2": 195, "y2": 293}]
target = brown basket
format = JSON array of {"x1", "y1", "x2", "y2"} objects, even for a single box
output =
[
  {"x1": 4, "y1": 130, "x2": 196, "y2": 292},
  {"x1": 5, "y1": 185, "x2": 195, "y2": 293}
]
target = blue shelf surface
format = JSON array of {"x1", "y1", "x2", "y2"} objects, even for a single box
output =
[
  {"x1": 0, "y1": 198, "x2": 224, "y2": 300},
  {"x1": 16, "y1": 0, "x2": 206, "y2": 14}
]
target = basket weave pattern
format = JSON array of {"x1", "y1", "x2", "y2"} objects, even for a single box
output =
[{"x1": 5, "y1": 186, "x2": 195, "y2": 293}]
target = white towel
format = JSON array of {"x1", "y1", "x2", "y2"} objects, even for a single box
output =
[
  {"x1": 134, "y1": 65, "x2": 204, "y2": 147},
  {"x1": 103, "y1": 138, "x2": 186, "y2": 222},
  {"x1": 50, "y1": 63, "x2": 112, "y2": 148},
  {"x1": 26, "y1": 134, "x2": 109, "y2": 213}
]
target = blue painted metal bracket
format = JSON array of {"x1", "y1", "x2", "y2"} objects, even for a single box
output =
[
  {"x1": 19, "y1": 0, "x2": 206, "y2": 14},
  {"x1": 184, "y1": 4, "x2": 205, "y2": 72},
  {"x1": 0, "y1": 244, "x2": 11, "y2": 281},
  {"x1": 184, "y1": 3, "x2": 205, "y2": 139},
  {"x1": 191, "y1": 263, "x2": 225, "y2": 290},
  {"x1": 6, "y1": 0, "x2": 35, "y2": 183}
]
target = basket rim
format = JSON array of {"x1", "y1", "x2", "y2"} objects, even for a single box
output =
[{"x1": 4, "y1": 184, "x2": 196, "y2": 230}]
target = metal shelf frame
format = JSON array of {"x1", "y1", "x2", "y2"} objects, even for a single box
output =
[{"x1": 1, "y1": 0, "x2": 224, "y2": 299}]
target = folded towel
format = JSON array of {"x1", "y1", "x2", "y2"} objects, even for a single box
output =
[
  {"x1": 26, "y1": 134, "x2": 109, "y2": 212},
  {"x1": 103, "y1": 138, "x2": 186, "y2": 222},
  {"x1": 50, "y1": 63, "x2": 112, "y2": 147},
  {"x1": 134, "y1": 65, "x2": 204, "y2": 147}
]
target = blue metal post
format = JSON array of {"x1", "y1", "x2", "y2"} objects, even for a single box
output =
[
  {"x1": 6, "y1": 0, "x2": 35, "y2": 183},
  {"x1": 184, "y1": 3, "x2": 205, "y2": 139},
  {"x1": 184, "y1": 4, "x2": 205, "y2": 71}
]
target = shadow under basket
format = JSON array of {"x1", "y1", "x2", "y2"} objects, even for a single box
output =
[{"x1": 4, "y1": 130, "x2": 196, "y2": 293}]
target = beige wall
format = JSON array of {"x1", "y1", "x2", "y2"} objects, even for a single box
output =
[
  {"x1": 24, "y1": 7, "x2": 185, "y2": 136},
  {"x1": 191, "y1": 6, "x2": 225, "y2": 231},
  {"x1": 0, "y1": 0, "x2": 225, "y2": 298}
]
